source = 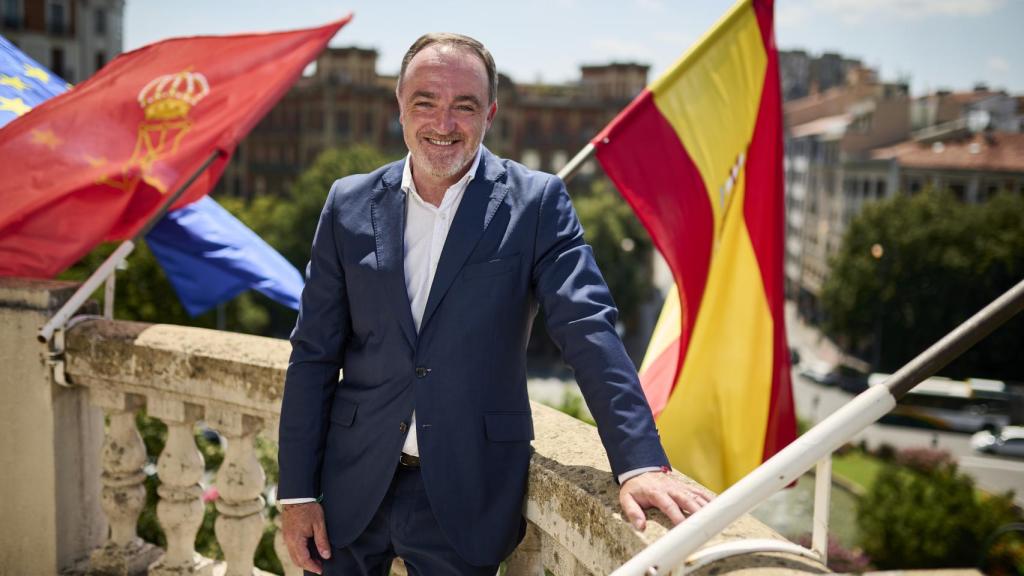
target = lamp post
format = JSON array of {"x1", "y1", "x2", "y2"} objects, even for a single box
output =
[{"x1": 871, "y1": 243, "x2": 885, "y2": 371}]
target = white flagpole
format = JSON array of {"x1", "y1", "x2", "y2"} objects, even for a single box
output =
[{"x1": 37, "y1": 150, "x2": 224, "y2": 343}]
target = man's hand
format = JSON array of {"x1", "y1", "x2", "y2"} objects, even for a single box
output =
[
  {"x1": 619, "y1": 470, "x2": 714, "y2": 531},
  {"x1": 281, "y1": 502, "x2": 331, "y2": 574}
]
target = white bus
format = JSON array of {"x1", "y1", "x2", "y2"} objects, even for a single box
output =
[{"x1": 871, "y1": 375, "x2": 1012, "y2": 433}]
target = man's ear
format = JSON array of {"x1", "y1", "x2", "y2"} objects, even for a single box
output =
[{"x1": 485, "y1": 100, "x2": 498, "y2": 130}]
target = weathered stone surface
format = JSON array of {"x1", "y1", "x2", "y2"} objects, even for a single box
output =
[
  {"x1": 65, "y1": 320, "x2": 290, "y2": 426},
  {"x1": 525, "y1": 402, "x2": 830, "y2": 575}
]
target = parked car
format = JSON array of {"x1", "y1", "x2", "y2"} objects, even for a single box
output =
[
  {"x1": 971, "y1": 426, "x2": 1024, "y2": 458},
  {"x1": 798, "y1": 360, "x2": 838, "y2": 386},
  {"x1": 799, "y1": 361, "x2": 868, "y2": 392}
]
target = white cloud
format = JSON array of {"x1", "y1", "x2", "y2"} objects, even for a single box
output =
[
  {"x1": 634, "y1": 0, "x2": 665, "y2": 12},
  {"x1": 776, "y1": 2, "x2": 810, "y2": 29},
  {"x1": 589, "y1": 38, "x2": 655, "y2": 63},
  {"x1": 987, "y1": 56, "x2": 1010, "y2": 73},
  {"x1": 812, "y1": 0, "x2": 1006, "y2": 24}
]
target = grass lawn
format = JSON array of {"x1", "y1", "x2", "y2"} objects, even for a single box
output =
[{"x1": 831, "y1": 450, "x2": 885, "y2": 493}]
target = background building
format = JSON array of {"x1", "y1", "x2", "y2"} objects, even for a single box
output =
[
  {"x1": 782, "y1": 60, "x2": 1023, "y2": 319},
  {"x1": 1, "y1": 0, "x2": 124, "y2": 83}
]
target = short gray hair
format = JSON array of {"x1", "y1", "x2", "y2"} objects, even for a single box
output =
[{"x1": 397, "y1": 32, "x2": 498, "y2": 104}]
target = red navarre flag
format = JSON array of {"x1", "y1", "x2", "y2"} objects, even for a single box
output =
[
  {"x1": 592, "y1": 0, "x2": 795, "y2": 491},
  {"x1": 0, "y1": 16, "x2": 351, "y2": 278}
]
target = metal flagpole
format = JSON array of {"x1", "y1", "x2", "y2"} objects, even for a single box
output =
[
  {"x1": 37, "y1": 149, "x2": 224, "y2": 343},
  {"x1": 556, "y1": 142, "x2": 596, "y2": 185}
]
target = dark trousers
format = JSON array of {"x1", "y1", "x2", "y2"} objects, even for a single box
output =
[{"x1": 318, "y1": 465, "x2": 500, "y2": 576}]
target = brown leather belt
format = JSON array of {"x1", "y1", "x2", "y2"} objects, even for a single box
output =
[{"x1": 399, "y1": 453, "x2": 420, "y2": 468}]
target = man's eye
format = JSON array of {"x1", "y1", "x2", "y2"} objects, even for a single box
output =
[
  {"x1": 456, "y1": 105, "x2": 476, "y2": 113},
  {"x1": 414, "y1": 101, "x2": 433, "y2": 108}
]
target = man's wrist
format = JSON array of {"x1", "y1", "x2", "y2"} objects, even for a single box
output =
[
  {"x1": 278, "y1": 496, "x2": 319, "y2": 509},
  {"x1": 618, "y1": 466, "x2": 668, "y2": 485}
]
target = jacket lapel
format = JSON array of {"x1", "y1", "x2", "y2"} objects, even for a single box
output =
[
  {"x1": 420, "y1": 148, "x2": 509, "y2": 332},
  {"x1": 371, "y1": 161, "x2": 418, "y2": 349}
]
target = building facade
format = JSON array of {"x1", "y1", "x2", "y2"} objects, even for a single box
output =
[
  {"x1": 1, "y1": 0, "x2": 123, "y2": 83},
  {"x1": 783, "y1": 70, "x2": 1023, "y2": 319}
]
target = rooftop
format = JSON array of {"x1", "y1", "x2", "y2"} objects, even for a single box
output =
[{"x1": 871, "y1": 132, "x2": 1024, "y2": 173}]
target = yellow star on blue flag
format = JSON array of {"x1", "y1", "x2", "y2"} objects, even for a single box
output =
[{"x1": 1, "y1": 34, "x2": 67, "y2": 127}]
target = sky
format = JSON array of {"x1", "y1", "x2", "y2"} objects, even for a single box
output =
[{"x1": 125, "y1": 0, "x2": 1023, "y2": 96}]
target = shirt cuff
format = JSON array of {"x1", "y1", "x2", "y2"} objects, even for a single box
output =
[
  {"x1": 278, "y1": 497, "x2": 318, "y2": 505},
  {"x1": 618, "y1": 466, "x2": 665, "y2": 485}
]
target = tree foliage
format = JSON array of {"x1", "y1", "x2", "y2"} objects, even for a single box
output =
[
  {"x1": 857, "y1": 450, "x2": 1019, "y2": 570},
  {"x1": 821, "y1": 190, "x2": 1024, "y2": 378}
]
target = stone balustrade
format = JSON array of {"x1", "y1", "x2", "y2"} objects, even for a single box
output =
[{"x1": 1, "y1": 279, "x2": 829, "y2": 575}]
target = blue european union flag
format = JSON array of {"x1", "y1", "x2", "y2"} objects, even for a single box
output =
[
  {"x1": 0, "y1": 35, "x2": 67, "y2": 126},
  {"x1": 147, "y1": 197, "x2": 303, "y2": 316},
  {"x1": 1, "y1": 34, "x2": 303, "y2": 316}
]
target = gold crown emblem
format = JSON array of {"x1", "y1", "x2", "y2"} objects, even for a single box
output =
[{"x1": 137, "y1": 69, "x2": 210, "y2": 121}]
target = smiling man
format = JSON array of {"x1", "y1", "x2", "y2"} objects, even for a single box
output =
[{"x1": 277, "y1": 32, "x2": 711, "y2": 575}]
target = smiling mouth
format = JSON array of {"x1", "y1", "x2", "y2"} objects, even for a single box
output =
[{"x1": 424, "y1": 136, "x2": 460, "y2": 147}]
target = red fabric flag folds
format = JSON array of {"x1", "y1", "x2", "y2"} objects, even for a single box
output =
[{"x1": 0, "y1": 16, "x2": 351, "y2": 278}]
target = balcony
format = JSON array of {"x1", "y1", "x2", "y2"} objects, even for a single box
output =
[{"x1": 0, "y1": 278, "x2": 827, "y2": 575}]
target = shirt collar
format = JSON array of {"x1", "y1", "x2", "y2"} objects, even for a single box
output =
[{"x1": 401, "y1": 145, "x2": 483, "y2": 209}]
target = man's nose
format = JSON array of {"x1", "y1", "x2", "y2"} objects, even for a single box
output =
[{"x1": 434, "y1": 108, "x2": 456, "y2": 133}]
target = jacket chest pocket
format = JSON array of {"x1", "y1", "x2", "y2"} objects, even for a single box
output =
[{"x1": 462, "y1": 255, "x2": 519, "y2": 280}]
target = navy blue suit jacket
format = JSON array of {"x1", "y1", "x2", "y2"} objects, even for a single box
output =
[{"x1": 278, "y1": 147, "x2": 668, "y2": 565}]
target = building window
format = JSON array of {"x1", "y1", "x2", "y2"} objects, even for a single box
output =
[
  {"x1": 47, "y1": 0, "x2": 67, "y2": 35},
  {"x1": 521, "y1": 149, "x2": 541, "y2": 170},
  {"x1": 50, "y1": 47, "x2": 65, "y2": 80},
  {"x1": 335, "y1": 112, "x2": 350, "y2": 137},
  {"x1": 948, "y1": 181, "x2": 966, "y2": 202},
  {"x1": 3, "y1": 0, "x2": 21, "y2": 28},
  {"x1": 551, "y1": 150, "x2": 569, "y2": 173},
  {"x1": 95, "y1": 8, "x2": 106, "y2": 35}
]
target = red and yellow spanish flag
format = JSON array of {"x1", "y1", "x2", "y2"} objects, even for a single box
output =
[
  {"x1": 0, "y1": 16, "x2": 351, "y2": 278},
  {"x1": 593, "y1": 0, "x2": 795, "y2": 491}
]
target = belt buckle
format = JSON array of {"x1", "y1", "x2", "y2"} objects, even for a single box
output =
[{"x1": 399, "y1": 453, "x2": 420, "y2": 468}]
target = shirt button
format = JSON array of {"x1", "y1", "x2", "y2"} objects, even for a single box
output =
[
  {"x1": 399, "y1": 422, "x2": 408, "y2": 433},
  {"x1": 415, "y1": 367, "x2": 430, "y2": 378}
]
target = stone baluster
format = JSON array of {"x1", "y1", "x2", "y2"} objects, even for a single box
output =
[
  {"x1": 148, "y1": 397, "x2": 214, "y2": 576},
  {"x1": 273, "y1": 515, "x2": 303, "y2": 576},
  {"x1": 210, "y1": 409, "x2": 266, "y2": 576},
  {"x1": 89, "y1": 389, "x2": 163, "y2": 574}
]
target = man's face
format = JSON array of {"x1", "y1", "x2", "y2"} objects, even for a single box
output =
[{"x1": 397, "y1": 44, "x2": 497, "y2": 185}]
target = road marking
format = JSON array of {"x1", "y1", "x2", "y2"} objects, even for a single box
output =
[{"x1": 960, "y1": 456, "x2": 1024, "y2": 472}]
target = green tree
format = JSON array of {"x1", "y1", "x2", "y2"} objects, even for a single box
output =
[
  {"x1": 228, "y1": 144, "x2": 398, "y2": 269},
  {"x1": 857, "y1": 453, "x2": 1019, "y2": 569},
  {"x1": 572, "y1": 178, "x2": 655, "y2": 357},
  {"x1": 821, "y1": 189, "x2": 1024, "y2": 378}
]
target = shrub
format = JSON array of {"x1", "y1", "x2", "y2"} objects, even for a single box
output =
[{"x1": 857, "y1": 460, "x2": 1019, "y2": 569}]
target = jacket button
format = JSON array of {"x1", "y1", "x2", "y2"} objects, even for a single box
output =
[
  {"x1": 415, "y1": 367, "x2": 430, "y2": 378},
  {"x1": 399, "y1": 422, "x2": 408, "y2": 433}
]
